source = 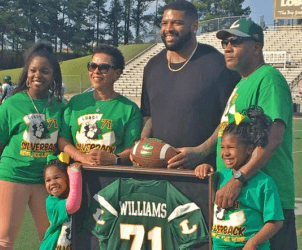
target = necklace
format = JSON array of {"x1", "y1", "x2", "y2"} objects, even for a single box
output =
[
  {"x1": 96, "y1": 100, "x2": 112, "y2": 113},
  {"x1": 168, "y1": 43, "x2": 198, "y2": 72},
  {"x1": 94, "y1": 91, "x2": 117, "y2": 113},
  {"x1": 27, "y1": 91, "x2": 47, "y2": 114}
]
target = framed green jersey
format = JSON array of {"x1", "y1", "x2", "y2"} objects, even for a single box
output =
[
  {"x1": 85, "y1": 178, "x2": 208, "y2": 249},
  {"x1": 71, "y1": 166, "x2": 212, "y2": 250}
]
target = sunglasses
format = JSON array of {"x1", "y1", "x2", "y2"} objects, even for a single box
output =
[
  {"x1": 87, "y1": 62, "x2": 115, "y2": 74},
  {"x1": 221, "y1": 37, "x2": 257, "y2": 49}
]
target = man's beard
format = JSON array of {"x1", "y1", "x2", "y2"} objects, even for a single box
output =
[{"x1": 161, "y1": 30, "x2": 192, "y2": 51}]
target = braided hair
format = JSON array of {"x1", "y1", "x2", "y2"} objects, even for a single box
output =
[
  {"x1": 223, "y1": 106, "x2": 272, "y2": 148},
  {"x1": 13, "y1": 42, "x2": 63, "y2": 103}
]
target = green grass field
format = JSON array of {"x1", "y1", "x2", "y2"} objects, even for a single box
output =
[
  {"x1": 13, "y1": 119, "x2": 302, "y2": 249},
  {"x1": 293, "y1": 118, "x2": 302, "y2": 248}
]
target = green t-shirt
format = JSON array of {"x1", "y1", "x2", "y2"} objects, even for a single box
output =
[
  {"x1": 0, "y1": 92, "x2": 65, "y2": 183},
  {"x1": 212, "y1": 169, "x2": 284, "y2": 250},
  {"x1": 40, "y1": 195, "x2": 72, "y2": 250},
  {"x1": 216, "y1": 64, "x2": 294, "y2": 209},
  {"x1": 85, "y1": 178, "x2": 209, "y2": 250},
  {"x1": 59, "y1": 92, "x2": 141, "y2": 154}
]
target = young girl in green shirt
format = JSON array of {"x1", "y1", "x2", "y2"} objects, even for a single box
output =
[
  {"x1": 40, "y1": 154, "x2": 82, "y2": 250},
  {"x1": 195, "y1": 106, "x2": 284, "y2": 249}
]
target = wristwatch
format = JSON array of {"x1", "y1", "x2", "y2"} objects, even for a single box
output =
[
  {"x1": 233, "y1": 170, "x2": 247, "y2": 185},
  {"x1": 115, "y1": 154, "x2": 121, "y2": 165}
]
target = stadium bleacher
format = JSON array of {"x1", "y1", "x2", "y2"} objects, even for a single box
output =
[{"x1": 115, "y1": 25, "x2": 302, "y2": 109}]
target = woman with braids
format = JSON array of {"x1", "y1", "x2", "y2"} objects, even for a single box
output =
[
  {"x1": 0, "y1": 42, "x2": 65, "y2": 249},
  {"x1": 195, "y1": 106, "x2": 284, "y2": 250}
]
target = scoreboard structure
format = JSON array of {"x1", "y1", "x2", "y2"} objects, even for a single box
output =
[
  {"x1": 71, "y1": 165, "x2": 219, "y2": 250},
  {"x1": 274, "y1": 0, "x2": 302, "y2": 19}
]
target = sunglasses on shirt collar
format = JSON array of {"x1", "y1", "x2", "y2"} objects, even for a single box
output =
[
  {"x1": 87, "y1": 62, "x2": 116, "y2": 74},
  {"x1": 221, "y1": 36, "x2": 258, "y2": 49}
]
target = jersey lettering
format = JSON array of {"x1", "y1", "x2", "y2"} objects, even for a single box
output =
[
  {"x1": 119, "y1": 201, "x2": 167, "y2": 218},
  {"x1": 179, "y1": 219, "x2": 198, "y2": 234},
  {"x1": 120, "y1": 224, "x2": 163, "y2": 250},
  {"x1": 120, "y1": 224, "x2": 145, "y2": 249},
  {"x1": 148, "y1": 226, "x2": 162, "y2": 250},
  {"x1": 93, "y1": 208, "x2": 106, "y2": 225}
]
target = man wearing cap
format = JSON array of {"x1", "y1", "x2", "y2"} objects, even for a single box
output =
[{"x1": 212, "y1": 19, "x2": 296, "y2": 249}]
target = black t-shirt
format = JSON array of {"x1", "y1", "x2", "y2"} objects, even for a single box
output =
[{"x1": 141, "y1": 43, "x2": 240, "y2": 167}]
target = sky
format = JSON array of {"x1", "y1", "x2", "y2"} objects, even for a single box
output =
[
  {"x1": 149, "y1": 0, "x2": 277, "y2": 26},
  {"x1": 242, "y1": 0, "x2": 275, "y2": 26}
]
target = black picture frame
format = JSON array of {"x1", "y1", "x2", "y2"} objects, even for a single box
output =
[{"x1": 72, "y1": 165, "x2": 218, "y2": 250}]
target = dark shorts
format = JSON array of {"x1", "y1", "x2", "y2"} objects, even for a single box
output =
[{"x1": 269, "y1": 209, "x2": 297, "y2": 250}]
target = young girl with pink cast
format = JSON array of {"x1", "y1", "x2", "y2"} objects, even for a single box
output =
[{"x1": 39, "y1": 154, "x2": 82, "y2": 250}]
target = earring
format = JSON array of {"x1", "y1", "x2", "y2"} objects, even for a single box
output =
[
  {"x1": 26, "y1": 79, "x2": 30, "y2": 88},
  {"x1": 50, "y1": 81, "x2": 57, "y2": 92}
]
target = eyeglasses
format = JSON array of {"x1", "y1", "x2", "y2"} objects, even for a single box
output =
[
  {"x1": 221, "y1": 37, "x2": 257, "y2": 49},
  {"x1": 87, "y1": 62, "x2": 115, "y2": 74}
]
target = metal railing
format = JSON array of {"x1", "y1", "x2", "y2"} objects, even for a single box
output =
[
  {"x1": 290, "y1": 72, "x2": 302, "y2": 89},
  {"x1": 115, "y1": 87, "x2": 142, "y2": 97},
  {"x1": 197, "y1": 16, "x2": 250, "y2": 35},
  {"x1": 263, "y1": 51, "x2": 292, "y2": 68},
  {"x1": 267, "y1": 25, "x2": 302, "y2": 31}
]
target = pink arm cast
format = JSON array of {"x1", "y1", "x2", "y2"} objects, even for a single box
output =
[{"x1": 66, "y1": 169, "x2": 82, "y2": 214}]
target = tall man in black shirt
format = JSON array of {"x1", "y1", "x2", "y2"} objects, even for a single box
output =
[{"x1": 140, "y1": 0, "x2": 240, "y2": 169}]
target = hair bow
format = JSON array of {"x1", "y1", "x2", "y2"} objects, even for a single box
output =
[
  {"x1": 46, "y1": 152, "x2": 70, "y2": 164},
  {"x1": 234, "y1": 112, "x2": 246, "y2": 125},
  {"x1": 228, "y1": 111, "x2": 249, "y2": 125}
]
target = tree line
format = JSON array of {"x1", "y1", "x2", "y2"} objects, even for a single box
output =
[{"x1": 0, "y1": 0, "x2": 250, "y2": 69}]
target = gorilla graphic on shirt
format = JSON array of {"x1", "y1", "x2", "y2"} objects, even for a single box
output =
[
  {"x1": 32, "y1": 121, "x2": 49, "y2": 139},
  {"x1": 83, "y1": 122, "x2": 102, "y2": 139},
  {"x1": 76, "y1": 114, "x2": 116, "y2": 151},
  {"x1": 23, "y1": 114, "x2": 58, "y2": 143}
]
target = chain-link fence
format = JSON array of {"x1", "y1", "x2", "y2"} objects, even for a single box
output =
[
  {"x1": 197, "y1": 16, "x2": 250, "y2": 35},
  {"x1": 62, "y1": 74, "x2": 90, "y2": 94},
  {"x1": 141, "y1": 16, "x2": 250, "y2": 43}
]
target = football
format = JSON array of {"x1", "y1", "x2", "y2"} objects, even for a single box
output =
[{"x1": 130, "y1": 138, "x2": 178, "y2": 168}]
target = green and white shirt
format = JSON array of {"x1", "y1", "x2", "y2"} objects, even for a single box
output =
[
  {"x1": 212, "y1": 169, "x2": 284, "y2": 249},
  {"x1": 59, "y1": 91, "x2": 141, "y2": 154},
  {"x1": 39, "y1": 195, "x2": 72, "y2": 250},
  {"x1": 0, "y1": 92, "x2": 65, "y2": 183},
  {"x1": 85, "y1": 178, "x2": 209, "y2": 250}
]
